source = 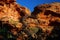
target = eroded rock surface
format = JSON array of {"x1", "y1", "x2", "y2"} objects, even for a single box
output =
[
  {"x1": 0, "y1": 0, "x2": 31, "y2": 29},
  {"x1": 32, "y1": 2, "x2": 60, "y2": 40},
  {"x1": 0, "y1": 0, "x2": 31, "y2": 40},
  {"x1": 0, "y1": 0, "x2": 60, "y2": 40},
  {"x1": 32, "y1": 2, "x2": 60, "y2": 32}
]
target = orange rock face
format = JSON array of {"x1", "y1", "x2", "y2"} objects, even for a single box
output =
[
  {"x1": 0, "y1": 0, "x2": 60, "y2": 40},
  {"x1": 0, "y1": 0, "x2": 31, "y2": 29},
  {"x1": 32, "y1": 2, "x2": 60, "y2": 33}
]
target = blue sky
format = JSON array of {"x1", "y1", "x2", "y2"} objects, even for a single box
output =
[{"x1": 16, "y1": 0, "x2": 60, "y2": 12}]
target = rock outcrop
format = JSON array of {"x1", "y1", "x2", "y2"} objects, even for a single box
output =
[
  {"x1": 31, "y1": 2, "x2": 60, "y2": 40},
  {"x1": 0, "y1": 0, "x2": 31, "y2": 29},
  {"x1": 32, "y1": 2, "x2": 60, "y2": 32},
  {"x1": 0, "y1": 0, "x2": 60, "y2": 40},
  {"x1": 0, "y1": 0, "x2": 31, "y2": 40}
]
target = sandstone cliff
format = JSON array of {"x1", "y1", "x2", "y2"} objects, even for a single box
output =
[{"x1": 0, "y1": 0, "x2": 60, "y2": 40}]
